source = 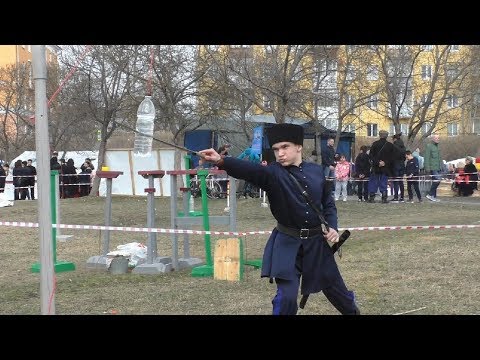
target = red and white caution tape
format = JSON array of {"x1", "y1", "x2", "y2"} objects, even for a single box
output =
[
  {"x1": 1, "y1": 221, "x2": 480, "y2": 235},
  {"x1": 341, "y1": 224, "x2": 480, "y2": 231}
]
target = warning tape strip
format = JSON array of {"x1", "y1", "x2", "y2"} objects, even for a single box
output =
[{"x1": 1, "y1": 221, "x2": 479, "y2": 235}]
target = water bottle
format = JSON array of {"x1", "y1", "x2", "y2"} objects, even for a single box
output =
[{"x1": 133, "y1": 95, "x2": 155, "y2": 157}]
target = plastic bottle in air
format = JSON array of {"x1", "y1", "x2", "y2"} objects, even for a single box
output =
[{"x1": 133, "y1": 95, "x2": 155, "y2": 157}]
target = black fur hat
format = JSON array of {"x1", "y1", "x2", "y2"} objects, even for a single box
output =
[{"x1": 266, "y1": 123, "x2": 304, "y2": 147}]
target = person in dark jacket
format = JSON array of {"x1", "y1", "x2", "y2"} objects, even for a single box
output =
[
  {"x1": 63, "y1": 158, "x2": 78, "y2": 198},
  {"x1": 12, "y1": 160, "x2": 27, "y2": 200},
  {"x1": 26, "y1": 159, "x2": 37, "y2": 200},
  {"x1": 391, "y1": 132, "x2": 406, "y2": 202},
  {"x1": 321, "y1": 138, "x2": 336, "y2": 195},
  {"x1": 354, "y1": 145, "x2": 370, "y2": 202},
  {"x1": 368, "y1": 130, "x2": 395, "y2": 203},
  {"x1": 79, "y1": 160, "x2": 93, "y2": 197},
  {"x1": 0, "y1": 163, "x2": 8, "y2": 193},
  {"x1": 21, "y1": 161, "x2": 31, "y2": 200},
  {"x1": 405, "y1": 151, "x2": 422, "y2": 203},
  {"x1": 50, "y1": 154, "x2": 61, "y2": 171},
  {"x1": 463, "y1": 157, "x2": 478, "y2": 195},
  {"x1": 199, "y1": 123, "x2": 359, "y2": 315},
  {"x1": 81, "y1": 158, "x2": 95, "y2": 172}
]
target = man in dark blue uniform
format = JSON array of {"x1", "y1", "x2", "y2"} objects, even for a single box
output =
[{"x1": 199, "y1": 123, "x2": 359, "y2": 315}]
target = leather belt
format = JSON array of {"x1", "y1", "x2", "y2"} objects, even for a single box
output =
[{"x1": 276, "y1": 222, "x2": 326, "y2": 239}]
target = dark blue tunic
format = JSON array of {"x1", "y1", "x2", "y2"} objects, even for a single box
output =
[{"x1": 221, "y1": 157, "x2": 341, "y2": 295}]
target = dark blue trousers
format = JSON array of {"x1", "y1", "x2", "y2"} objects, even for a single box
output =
[
  {"x1": 368, "y1": 173, "x2": 388, "y2": 193},
  {"x1": 272, "y1": 246, "x2": 358, "y2": 315}
]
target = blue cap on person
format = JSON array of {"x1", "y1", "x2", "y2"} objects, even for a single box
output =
[{"x1": 266, "y1": 123, "x2": 304, "y2": 147}]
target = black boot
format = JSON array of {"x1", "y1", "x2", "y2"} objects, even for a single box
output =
[
  {"x1": 367, "y1": 193, "x2": 376, "y2": 203},
  {"x1": 381, "y1": 191, "x2": 389, "y2": 203}
]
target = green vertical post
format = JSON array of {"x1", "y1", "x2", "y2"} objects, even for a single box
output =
[
  {"x1": 50, "y1": 170, "x2": 58, "y2": 264},
  {"x1": 31, "y1": 170, "x2": 75, "y2": 273},
  {"x1": 198, "y1": 169, "x2": 212, "y2": 266},
  {"x1": 184, "y1": 155, "x2": 192, "y2": 211},
  {"x1": 191, "y1": 169, "x2": 213, "y2": 277}
]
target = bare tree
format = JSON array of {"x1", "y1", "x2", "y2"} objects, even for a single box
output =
[
  {"x1": 202, "y1": 45, "x2": 327, "y2": 156},
  {"x1": 47, "y1": 61, "x2": 98, "y2": 151},
  {"x1": 0, "y1": 63, "x2": 35, "y2": 162},
  {"x1": 308, "y1": 45, "x2": 380, "y2": 155},
  {"x1": 200, "y1": 45, "x2": 379, "y2": 159},
  {"x1": 149, "y1": 46, "x2": 207, "y2": 144},
  {"x1": 60, "y1": 45, "x2": 142, "y2": 195},
  {"x1": 209, "y1": 45, "x2": 314, "y2": 124},
  {"x1": 133, "y1": 45, "x2": 211, "y2": 180},
  {"x1": 373, "y1": 45, "x2": 477, "y2": 148},
  {"x1": 199, "y1": 45, "x2": 256, "y2": 148}
]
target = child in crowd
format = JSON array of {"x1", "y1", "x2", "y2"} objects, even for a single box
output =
[
  {"x1": 405, "y1": 150, "x2": 422, "y2": 203},
  {"x1": 334, "y1": 154, "x2": 350, "y2": 202}
]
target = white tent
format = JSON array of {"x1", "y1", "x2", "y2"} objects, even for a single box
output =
[
  {"x1": 3, "y1": 149, "x2": 186, "y2": 200},
  {"x1": 446, "y1": 156, "x2": 476, "y2": 168},
  {"x1": 11, "y1": 150, "x2": 99, "y2": 171}
]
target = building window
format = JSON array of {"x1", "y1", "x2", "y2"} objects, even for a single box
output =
[
  {"x1": 344, "y1": 124, "x2": 356, "y2": 133},
  {"x1": 422, "y1": 123, "x2": 432, "y2": 135},
  {"x1": 323, "y1": 118, "x2": 338, "y2": 130},
  {"x1": 389, "y1": 124, "x2": 409, "y2": 136},
  {"x1": 447, "y1": 122, "x2": 458, "y2": 136},
  {"x1": 367, "y1": 95, "x2": 378, "y2": 109},
  {"x1": 346, "y1": 45, "x2": 358, "y2": 53},
  {"x1": 421, "y1": 94, "x2": 433, "y2": 108},
  {"x1": 451, "y1": 45, "x2": 460, "y2": 51},
  {"x1": 346, "y1": 66, "x2": 355, "y2": 82},
  {"x1": 446, "y1": 63, "x2": 459, "y2": 81},
  {"x1": 345, "y1": 94, "x2": 356, "y2": 114},
  {"x1": 473, "y1": 118, "x2": 480, "y2": 134},
  {"x1": 421, "y1": 45, "x2": 433, "y2": 51},
  {"x1": 318, "y1": 94, "x2": 333, "y2": 108},
  {"x1": 28, "y1": 60, "x2": 33, "y2": 88},
  {"x1": 446, "y1": 94, "x2": 459, "y2": 108},
  {"x1": 263, "y1": 96, "x2": 271, "y2": 110},
  {"x1": 265, "y1": 45, "x2": 277, "y2": 54},
  {"x1": 317, "y1": 89, "x2": 336, "y2": 108},
  {"x1": 367, "y1": 123, "x2": 378, "y2": 137},
  {"x1": 421, "y1": 65, "x2": 432, "y2": 80},
  {"x1": 316, "y1": 58, "x2": 338, "y2": 73},
  {"x1": 230, "y1": 45, "x2": 249, "y2": 49},
  {"x1": 367, "y1": 66, "x2": 378, "y2": 81},
  {"x1": 206, "y1": 45, "x2": 220, "y2": 51},
  {"x1": 315, "y1": 59, "x2": 337, "y2": 87},
  {"x1": 474, "y1": 93, "x2": 480, "y2": 105}
]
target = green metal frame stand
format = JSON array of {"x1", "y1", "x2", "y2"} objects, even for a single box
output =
[
  {"x1": 191, "y1": 169, "x2": 213, "y2": 277},
  {"x1": 31, "y1": 170, "x2": 75, "y2": 273}
]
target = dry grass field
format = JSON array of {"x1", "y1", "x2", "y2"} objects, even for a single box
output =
[{"x1": 1, "y1": 193, "x2": 480, "y2": 315}]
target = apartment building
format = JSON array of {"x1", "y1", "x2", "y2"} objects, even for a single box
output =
[
  {"x1": 197, "y1": 45, "x2": 480, "y2": 142},
  {"x1": 0, "y1": 45, "x2": 60, "y2": 67},
  {"x1": 0, "y1": 45, "x2": 60, "y2": 160}
]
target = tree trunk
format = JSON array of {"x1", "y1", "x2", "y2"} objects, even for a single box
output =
[{"x1": 90, "y1": 138, "x2": 107, "y2": 196}]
